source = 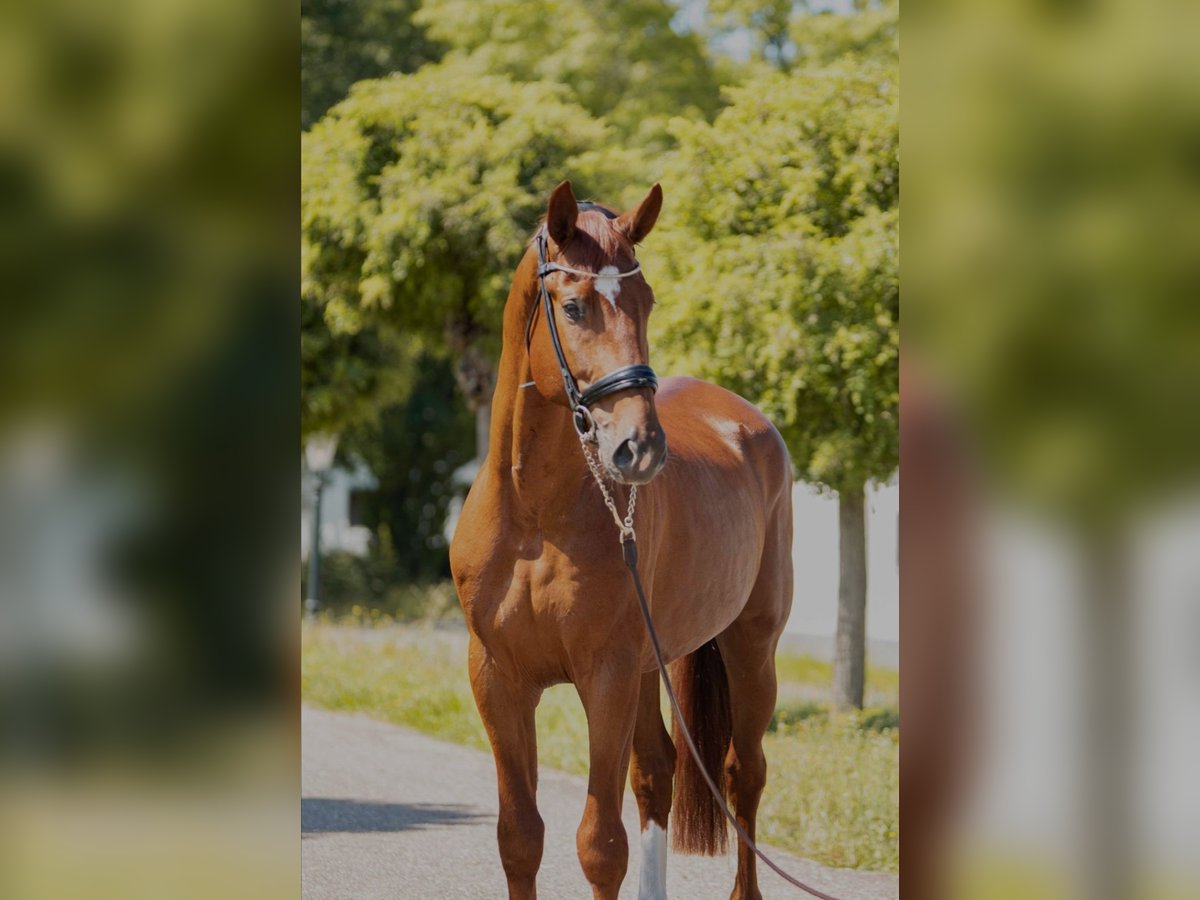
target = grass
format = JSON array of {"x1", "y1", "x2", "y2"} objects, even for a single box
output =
[
  {"x1": 949, "y1": 854, "x2": 1199, "y2": 900},
  {"x1": 301, "y1": 619, "x2": 898, "y2": 873},
  {"x1": 775, "y1": 652, "x2": 900, "y2": 702}
]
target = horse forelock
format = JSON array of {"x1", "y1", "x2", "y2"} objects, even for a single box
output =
[
  {"x1": 530, "y1": 205, "x2": 631, "y2": 270},
  {"x1": 574, "y1": 209, "x2": 627, "y2": 266}
]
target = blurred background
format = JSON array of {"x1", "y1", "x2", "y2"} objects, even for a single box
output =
[
  {"x1": 0, "y1": 0, "x2": 298, "y2": 898},
  {"x1": 905, "y1": 1, "x2": 1200, "y2": 899}
]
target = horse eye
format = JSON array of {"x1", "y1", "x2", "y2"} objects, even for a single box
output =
[{"x1": 562, "y1": 301, "x2": 583, "y2": 322}]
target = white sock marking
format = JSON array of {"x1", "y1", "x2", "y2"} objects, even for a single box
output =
[
  {"x1": 637, "y1": 821, "x2": 667, "y2": 900},
  {"x1": 595, "y1": 266, "x2": 622, "y2": 308}
]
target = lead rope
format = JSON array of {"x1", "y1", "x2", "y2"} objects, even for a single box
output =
[{"x1": 580, "y1": 436, "x2": 842, "y2": 900}]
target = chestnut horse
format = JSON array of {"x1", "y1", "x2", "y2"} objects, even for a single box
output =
[{"x1": 450, "y1": 181, "x2": 793, "y2": 900}]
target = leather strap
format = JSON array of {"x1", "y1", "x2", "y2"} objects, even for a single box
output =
[{"x1": 578, "y1": 364, "x2": 658, "y2": 408}]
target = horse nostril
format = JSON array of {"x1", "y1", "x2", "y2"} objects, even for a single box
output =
[{"x1": 612, "y1": 438, "x2": 637, "y2": 471}]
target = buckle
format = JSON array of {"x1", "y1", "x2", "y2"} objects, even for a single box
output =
[{"x1": 572, "y1": 406, "x2": 596, "y2": 441}]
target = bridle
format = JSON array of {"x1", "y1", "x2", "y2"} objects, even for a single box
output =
[{"x1": 524, "y1": 203, "x2": 658, "y2": 441}]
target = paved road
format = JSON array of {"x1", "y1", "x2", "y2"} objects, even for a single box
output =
[{"x1": 302, "y1": 706, "x2": 898, "y2": 899}]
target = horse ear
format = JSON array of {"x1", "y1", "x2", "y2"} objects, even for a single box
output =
[
  {"x1": 546, "y1": 180, "x2": 578, "y2": 246},
  {"x1": 617, "y1": 183, "x2": 663, "y2": 244}
]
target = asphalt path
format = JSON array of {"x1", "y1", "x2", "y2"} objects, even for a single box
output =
[{"x1": 302, "y1": 705, "x2": 898, "y2": 899}]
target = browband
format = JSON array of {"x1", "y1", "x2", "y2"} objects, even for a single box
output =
[{"x1": 538, "y1": 260, "x2": 643, "y2": 281}]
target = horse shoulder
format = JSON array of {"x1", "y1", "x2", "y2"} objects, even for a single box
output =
[
  {"x1": 449, "y1": 470, "x2": 510, "y2": 607},
  {"x1": 657, "y1": 376, "x2": 792, "y2": 500}
]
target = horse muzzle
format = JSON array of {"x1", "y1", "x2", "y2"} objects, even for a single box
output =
[{"x1": 606, "y1": 426, "x2": 668, "y2": 485}]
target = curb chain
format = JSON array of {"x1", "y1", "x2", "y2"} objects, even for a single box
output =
[{"x1": 579, "y1": 436, "x2": 637, "y2": 542}]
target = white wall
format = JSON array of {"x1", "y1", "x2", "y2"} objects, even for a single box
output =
[
  {"x1": 787, "y1": 479, "x2": 899, "y2": 644},
  {"x1": 300, "y1": 457, "x2": 377, "y2": 560}
]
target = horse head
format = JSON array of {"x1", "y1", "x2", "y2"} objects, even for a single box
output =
[{"x1": 526, "y1": 180, "x2": 668, "y2": 485}]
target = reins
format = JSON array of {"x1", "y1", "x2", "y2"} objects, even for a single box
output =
[{"x1": 528, "y1": 213, "x2": 843, "y2": 899}]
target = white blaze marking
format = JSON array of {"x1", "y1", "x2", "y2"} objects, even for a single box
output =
[
  {"x1": 637, "y1": 821, "x2": 667, "y2": 900},
  {"x1": 594, "y1": 266, "x2": 622, "y2": 308}
]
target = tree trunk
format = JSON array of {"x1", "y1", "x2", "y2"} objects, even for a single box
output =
[
  {"x1": 444, "y1": 326, "x2": 496, "y2": 464},
  {"x1": 1078, "y1": 525, "x2": 1132, "y2": 900},
  {"x1": 475, "y1": 398, "x2": 491, "y2": 462},
  {"x1": 833, "y1": 485, "x2": 868, "y2": 710}
]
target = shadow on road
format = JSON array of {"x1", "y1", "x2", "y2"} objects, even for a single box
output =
[{"x1": 302, "y1": 798, "x2": 491, "y2": 835}]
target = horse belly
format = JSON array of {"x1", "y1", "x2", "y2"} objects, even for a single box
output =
[
  {"x1": 645, "y1": 382, "x2": 792, "y2": 660},
  {"x1": 646, "y1": 485, "x2": 767, "y2": 662}
]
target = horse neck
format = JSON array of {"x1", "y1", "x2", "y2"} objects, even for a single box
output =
[{"x1": 486, "y1": 257, "x2": 587, "y2": 515}]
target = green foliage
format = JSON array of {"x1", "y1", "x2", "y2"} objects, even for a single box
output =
[
  {"x1": 769, "y1": 700, "x2": 828, "y2": 730},
  {"x1": 707, "y1": 0, "x2": 795, "y2": 68},
  {"x1": 302, "y1": 353, "x2": 474, "y2": 603},
  {"x1": 759, "y1": 712, "x2": 898, "y2": 871},
  {"x1": 299, "y1": 2, "x2": 728, "y2": 434},
  {"x1": 788, "y1": 1, "x2": 899, "y2": 69},
  {"x1": 858, "y1": 704, "x2": 900, "y2": 732},
  {"x1": 342, "y1": 353, "x2": 475, "y2": 578},
  {"x1": 652, "y1": 56, "x2": 898, "y2": 491},
  {"x1": 301, "y1": 0, "x2": 442, "y2": 129},
  {"x1": 908, "y1": 0, "x2": 1200, "y2": 526},
  {"x1": 302, "y1": 60, "x2": 644, "y2": 428},
  {"x1": 301, "y1": 548, "x2": 461, "y2": 621},
  {"x1": 706, "y1": 0, "x2": 898, "y2": 72},
  {"x1": 767, "y1": 702, "x2": 901, "y2": 736},
  {"x1": 301, "y1": 293, "x2": 418, "y2": 436},
  {"x1": 414, "y1": 0, "x2": 723, "y2": 145}
]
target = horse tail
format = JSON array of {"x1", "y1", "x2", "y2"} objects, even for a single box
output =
[{"x1": 669, "y1": 638, "x2": 731, "y2": 855}]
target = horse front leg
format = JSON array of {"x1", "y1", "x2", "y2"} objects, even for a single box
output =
[
  {"x1": 574, "y1": 654, "x2": 640, "y2": 900},
  {"x1": 469, "y1": 635, "x2": 545, "y2": 900},
  {"x1": 630, "y1": 670, "x2": 675, "y2": 900}
]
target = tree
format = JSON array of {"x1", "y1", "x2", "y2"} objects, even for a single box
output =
[
  {"x1": 706, "y1": 0, "x2": 796, "y2": 69},
  {"x1": 703, "y1": 0, "x2": 897, "y2": 73},
  {"x1": 301, "y1": 60, "x2": 643, "y2": 447},
  {"x1": 301, "y1": 0, "x2": 442, "y2": 129},
  {"x1": 300, "y1": 292, "x2": 417, "y2": 437},
  {"x1": 342, "y1": 353, "x2": 475, "y2": 581},
  {"x1": 787, "y1": 0, "x2": 898, "y2": 69},
  {"x1": 908, "y1": 4, "x2": 1200, "y2": 896},
  {"x1": 414, "y1": 0, "x2": 724, "y2": 146},
  {"x1": 652, "y1": 55, "x2": 898, "y2": 709}
]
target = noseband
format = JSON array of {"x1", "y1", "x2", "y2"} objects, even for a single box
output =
[{"x1": 524, "y1": 206, "x2": 658, "y2": 439}]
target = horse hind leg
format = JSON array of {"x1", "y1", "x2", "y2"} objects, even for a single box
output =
[
  {"x1": 468, "y1": 635, "x2": 545, "y2": 900},
  {"x1": 630, "y1": 670, "x2": 676, "y2": 900},
  {"x1": 716, "y1": 501, "x2": 792, "y2": 900}
]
